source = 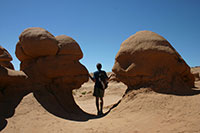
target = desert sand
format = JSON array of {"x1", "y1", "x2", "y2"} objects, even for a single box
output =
[{"x1": 1, "y1": 67, "x2": 200, "y2": 133}]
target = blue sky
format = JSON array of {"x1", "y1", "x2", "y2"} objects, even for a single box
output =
[{"x1": 0, "y1": 0, "x2": 199, "y2": 72}]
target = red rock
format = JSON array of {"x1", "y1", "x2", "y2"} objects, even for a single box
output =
[
  {"x1": 56, "y1": 35, "x2": 83, "y2": 60},
  {"x1": 18, "y1": 27, "x2": 59, "y2": 60},
  {"x1": 0, "y1": 46, "x2": 14, "y2": 69},
  {"x1": 0, "y1": 46, "x2": 12, "y2": 62},
  {"x1": 112, "y1": 31, "x2": 194, "y2": 93},
  {"x1": 15, "y1": 42, "x2": 32, "y2": 62}
]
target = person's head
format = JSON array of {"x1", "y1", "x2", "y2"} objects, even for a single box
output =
[{"x1": 96, "y1": 63, "x2": 102, "y2": 71}]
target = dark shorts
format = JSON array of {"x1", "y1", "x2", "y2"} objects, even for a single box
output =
[{"x1": 93, "y1": 87, "x2": 104, "y2": 97}]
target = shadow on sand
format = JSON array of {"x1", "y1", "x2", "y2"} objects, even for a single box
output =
[
  {"x1": 0, "y1": 90, "x2": 28, "y2": 131},
  {"x1": 154, "y1": 87, "x2": 200, "y2": 96},
  {"x1": 33, "y1": 85, "x2": 123, "y2": 121},
  {"x1": 33, "y1": 87, "x2": 107, "y2": 122},
  {"x1": 32, "y1": 84, "x2": 200, "y2": 122},
  {"x1": 125, "y1": 84, "x2": 200, "y2": 96},
  {"x1": 0, "y1": 86, "x2": 121, "y2": 131}
]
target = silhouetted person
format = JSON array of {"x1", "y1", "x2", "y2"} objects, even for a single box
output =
[{"x1": 89, "y1": 63, "x2": 110, "y2": 115}]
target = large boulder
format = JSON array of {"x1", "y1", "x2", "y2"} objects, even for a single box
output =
[
  {"x1": 112, "y1": 31, "x2": 194, "y2": 94},
  {"x1": 15, "y1": 42, "x2": 32, "y2": 61},
  {"x1": 56, "y1": 35, "x2": 83, "y2": 60},
  {"x1": 16, "y1": 27, "x2": 59, "y2": 61},
  {"x1": 0, "y1": 46, "x2": 14, "y2": 69}
]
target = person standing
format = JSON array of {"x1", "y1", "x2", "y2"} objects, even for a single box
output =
[{"x1": 89, "y1": 63, "x2": 109, "y2": 116}]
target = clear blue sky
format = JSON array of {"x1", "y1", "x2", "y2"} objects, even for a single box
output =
[{"x1": 0, "y1": 0, "x2": 199, "y2": 72}]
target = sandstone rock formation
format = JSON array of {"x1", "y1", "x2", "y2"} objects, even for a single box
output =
[
  {"x1": 1, "y1": 27, "x2": 90, "y2": 131},
  {"x1": 0, "y1": 64, "x2": 28, "y2": 131},
  {"x1": 15, "y1": 28, "x2": 88, "y2": 87},
  {"x1": 0, "y1": 47, "x2": 20, "y2": 126},
  {"x1": 0, "y1": 46, "x2": 14, "y2": 69},
  {"x1": 112, "y1": 31, "x2": 194, "y2": 94},
  {"x1": 15, "y1": 27, "x2": 89, "y2": 118},
  {"x1": 16, "y1": 27, "x2": 58, "y2": 60},
  {"x1": 56, "y1": 35, "x2": 83, "y2": 60},
  {"x1": 0, "y1": 66, "x2": 27, "y2": 88}
]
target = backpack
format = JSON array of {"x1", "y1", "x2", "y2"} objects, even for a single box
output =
[{"x1": 98, "y1": 72, "x2": 108, "y2": 89}]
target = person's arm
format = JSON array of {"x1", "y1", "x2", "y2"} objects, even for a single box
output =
[
  {"x1": 108, "y1": 74, "x2": 112, "y2": 79},
  {"x1": 107, "y1": 73, "x2": 115, "y2": 81},
  {"x1": 104, "y1": 71, "x2": 114, "y2": 82},
  {"x1": 89, "y1": 73, "x2": 95, "y2": 82}
]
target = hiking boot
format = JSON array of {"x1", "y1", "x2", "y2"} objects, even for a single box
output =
[{"x1": 97, "y1": 111, "x2": 103, "y2": 116}]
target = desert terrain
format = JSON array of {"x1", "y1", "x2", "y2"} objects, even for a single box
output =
[
  {"x1": 1, "y1": 29, "x2": 200, "y2": 133},
  {"x1": 1, "y1": 67, "x2": 200, "y2": 133}
]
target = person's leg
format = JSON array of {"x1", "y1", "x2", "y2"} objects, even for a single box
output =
[
  {"x1": 95, "y1": 97, "x2": 100, "y2": 114},
  {"x1": 100, "y1": 97, "x2": 104, "y2": 114}
]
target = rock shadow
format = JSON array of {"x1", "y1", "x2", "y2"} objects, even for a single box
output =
[
  {"x1": 33, "y1": 87, "x2": 102, "y2": 121},
  {"x1": 0, "y1": 89, "x2": 28, "y2": 131},
  {"x1": 124, "y1": 84, "x2": 200, "y2": 96},
  {"x1": 152, "y1": 87, "x2": 200, "y2": 96}
]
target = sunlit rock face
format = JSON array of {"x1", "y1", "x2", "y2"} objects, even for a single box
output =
[
  {"x1": 112, "y1": 31, "x2": 194, "y2": 93},
  {"x1": 15, "y1": 27, "x2": 88, "y2": 88}
]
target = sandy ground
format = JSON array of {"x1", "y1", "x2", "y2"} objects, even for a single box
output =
[{"x1": 1, "y1": 67, "x2": 200, "y2": 133}]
